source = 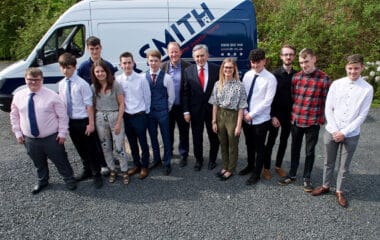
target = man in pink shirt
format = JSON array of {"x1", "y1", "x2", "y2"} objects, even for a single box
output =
[{"x1": 10, "y1": 68, "x2": 77, "y2": 194}]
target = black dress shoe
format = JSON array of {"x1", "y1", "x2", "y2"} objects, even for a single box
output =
[
  {"x1": 245, "y1": 175, "x2": 260, "y2": 186},
  {"x1": 215, "y1": 170, "x2": 226, "y2": 178},
  {"x1": 149, "y1": 160, "x2": 162, "y2": 169},
  {"x1": 66, "y1": 181, "x2": 77, "y2": 191},
  {"x1": 194, "y1": 162, "x2": 202, "y2": 171},
  {"x1": 32, "y1": 183, "x2": 48, "y2": 195},
  {"x1": 220, "y1": 173, "x2": 233, "y2": 181},
  {"x1": 208, "y1": 161, "x2": 217, "y2": 170},
  {"x1": 238, "y1": 166, "x2": 253, "y2": 176},
  {"x1": 179, "y1": 156, "x2": 187, "y2": 168},
  {"x1": 93, "y1": 176, "x2": 103, "y2": 189},
  {"x1": 75, "y1": 171, "x2": 93, "y2": 181},
  {"x1": 163, "y1": 165, "x2": 172, "y2": 176}
]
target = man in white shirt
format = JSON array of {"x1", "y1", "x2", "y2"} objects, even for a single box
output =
[
  {"x1": 240, "y1": 48, "x2": 277, "y2": 186},
  {"x1": 311, "y1": 54, "x2": 373, "y2": 208},
  {"x1": 116, "y1": 51, "x2": 151, "y2": 180}
]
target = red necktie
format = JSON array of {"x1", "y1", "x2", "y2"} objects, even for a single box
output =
[
  {"x1": 152, "y1": 73, "x2": 157, "y2": 85},
  {"x1": 199, "y1": 66, "x2": 205, "y2": 90}
]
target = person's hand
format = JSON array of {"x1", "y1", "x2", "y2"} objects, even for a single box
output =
[
  {"x1": 333, "y1": 131, "x2": 345, "y2": 143},
  {"x1": 56, "y1": 136, "x2": 66, "y2": 144},
  {"x1": 244, "y1": 114, "x2": 252, "y2": 123},
  {"x1": 184, "y1": 114, "x2": 191, "y2": 123},
  {"x1": 85, "y1": 124, "x2": 95, "y2": 136},
  {"x1": 212, "y1": 122, "x2": 218, "y2": 133},
  {"x1": 17, "y1": 136, "x2": 24, "y2": 144},
  {"x1": 234, "y1": 126, "x2": 241, "y2": 137},
  {"x1": 272, "y1": 117, "x2": 280, "y2": 128},
  {"x1": 114, "y1": 122, "x2": 121, "y2": 135}
]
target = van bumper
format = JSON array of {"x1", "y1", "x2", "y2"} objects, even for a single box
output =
[{"x1": 0, "y1": 94, "x2": 12, "y2": 112}]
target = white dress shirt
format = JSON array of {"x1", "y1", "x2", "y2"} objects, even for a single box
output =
[
  {"x1": 242, "y1": 68, "x2": 277, "y2": 125},
  {"x1": 58, "y1": 73, "x2": 93, "y2": 119},
  {"x1": 116, "y1": 71, "x2": 151, "y2": 114},
  {"x1": 325, "y1": 76, "x2": 373, "y2": 137}
]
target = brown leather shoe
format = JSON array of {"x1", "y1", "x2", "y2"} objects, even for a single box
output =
[
  {"x1": 127, "y1": 166, "x2": 141, "y2": 176},
  {"x1": 311, "y1": 186, "x2": 330, "y2": 196},
  {"x1": 139, "y1": 168, "x2": 149, "y2": 180},
  {"x1": 336, "y1": 192, "x2": 348, "y2": 208},
  {"x1": 275, "y1": 167, "x2": 287, "y2": 178},
  {"x1": 262, "y1": 169, "x2": 271, "y2": 180}
]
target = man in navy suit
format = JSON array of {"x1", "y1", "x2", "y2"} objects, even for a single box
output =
[{"x1": 183, "y1": 44, "x2": 220, "y2": 171}]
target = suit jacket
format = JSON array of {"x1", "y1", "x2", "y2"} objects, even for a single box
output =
[
  {"x1": 183, "y1": 62, "x2": 220, "y2": 116},
  {"x1": 161, "y1": 59, "x2": 191, "y2": 106}
]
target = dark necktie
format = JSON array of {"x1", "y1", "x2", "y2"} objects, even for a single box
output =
[
  {"x1": 199, "y1": 66, "x2": 205, "y2": 90},
  {"x1": 151, "y1": 73, "x2": 157, "y2": 85},
  {"x1": 247, "y1": 74, "x2": 258, "y2": 111},
  {"x1": 66, "y1": 79, "x2": 72, "y2": 118},
  {"x1": 28, "y1": 93, "x2": 39, "y2": 137}
]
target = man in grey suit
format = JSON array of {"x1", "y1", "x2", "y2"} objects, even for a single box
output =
[
  {"x1": 161, "y1": 42, "x2": 191, "y2": 168},
  {"x1": 183, "y1": 44, "x2": 220, "y2": 171}
]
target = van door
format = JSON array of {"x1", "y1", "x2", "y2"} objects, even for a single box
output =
[{"x1": 32, "y1": 24, "x2": 87, "y2": 91}]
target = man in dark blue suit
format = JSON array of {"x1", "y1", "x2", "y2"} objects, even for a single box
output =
[
  {"x1": 183, "y1": 44, "x2": 220, "y2": 171},
  {"x1": 161, "y1": 42, "x2": 191, "y2": 167}
]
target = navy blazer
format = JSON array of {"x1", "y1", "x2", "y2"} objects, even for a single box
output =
[{"x1": 182, "y1": 62, "x2": 220, "y2": 115}]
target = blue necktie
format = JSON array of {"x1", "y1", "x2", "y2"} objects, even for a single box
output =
[
  {"x1": 66, "y1": 79, "x2": 72, "y2": 118},
  {"x1": 247, "y1": 74, "x2": 258, "y2": 111},
  {"x1": 28, "y1": 93, "x2": 39, "y2": 137}
]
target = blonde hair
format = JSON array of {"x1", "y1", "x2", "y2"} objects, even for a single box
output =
[{"x1": 218, "y1": 58, "x2": 239, "y2": 93}]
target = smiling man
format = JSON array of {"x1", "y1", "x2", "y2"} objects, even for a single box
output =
[
  {"x1": 311, "y1": 54, "x2": 373, "y2": 208},
  {"x1": 10, "y1": 68, "x2": 77, "y2": 194}
]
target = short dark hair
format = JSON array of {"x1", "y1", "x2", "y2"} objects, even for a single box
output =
[
  {"x1": 347, "y1": 54, "x2": 364, "y2": 65},
  {"x1": 119, "y1": 51, "x2": 134, "y2": 62},
  {"x1": 25, "y1": 67, "x2": 43, "y2": 78},
  {"x1": 249, "y1": 48, "x2": 266, "y2": 62},
  {"x1": 58, "y1": 53, "x2": 77, "y2": 67},
  {"x1": 86, "y1": 36, "x2": 101, "y2": 47}
]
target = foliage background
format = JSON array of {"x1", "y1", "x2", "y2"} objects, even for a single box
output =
[{"x1": 0, "y1": 0, "x2": 379, "y2": 101}]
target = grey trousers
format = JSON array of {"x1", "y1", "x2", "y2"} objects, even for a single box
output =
[
  {"x1": 323, "y1": 131, "x2": 359, "y2": 192},
  {"x1": 24, "y1": 133, "x2": 75, "y2": 185}
]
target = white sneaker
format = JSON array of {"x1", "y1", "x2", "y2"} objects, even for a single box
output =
[{"x1": 101, "y1": 167, "x2": 110, "y2": 176}]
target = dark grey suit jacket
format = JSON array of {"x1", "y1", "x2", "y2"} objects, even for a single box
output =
[{"x1": 182, "y1": 62, "x2": 220, "y2": 115}]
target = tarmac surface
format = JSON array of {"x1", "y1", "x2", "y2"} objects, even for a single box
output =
[{"x1": 0, "y1": 62, "x2": 379, "y2": 239}]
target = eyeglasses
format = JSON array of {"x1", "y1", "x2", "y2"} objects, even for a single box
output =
[{"x1": 281, "y1": 53, "x2": 295, "y2": 57}]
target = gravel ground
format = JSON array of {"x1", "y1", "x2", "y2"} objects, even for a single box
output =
[{"x1": 0, "y1": 62, "x2": 379, "y2": 239}]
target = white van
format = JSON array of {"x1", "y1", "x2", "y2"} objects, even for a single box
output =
[{"x1": 0, "y1": 0, "x2": 257, "y2": 112}]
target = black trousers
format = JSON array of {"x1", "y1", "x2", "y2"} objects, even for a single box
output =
[
  {"x1": 264, "y1": 118, "x2": 291, "y2": 169},
  {"x1": 289, "y1": 124, "x2": 320, "y2": 179},
  {"x1": 69, "y1": 118, "x2": 101, "y2": 176},
  {"x1": 242, "y1": 120, "x2": 270, "y2": 176},
  {"x1": 169, "y1": 105, "x2": 190, "y2": 158},
  {"x1": 190, "y1": 108, "x2": 219, "y2": 164}
]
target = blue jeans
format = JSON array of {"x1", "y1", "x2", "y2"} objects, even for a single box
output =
[{"x1": 148, "y1": 110, "x2": 171, "y2": 166}]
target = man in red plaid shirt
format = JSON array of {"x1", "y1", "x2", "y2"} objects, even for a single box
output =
[{"x1": 278, "y1": 48, "x2": 330, "y2": 192}]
